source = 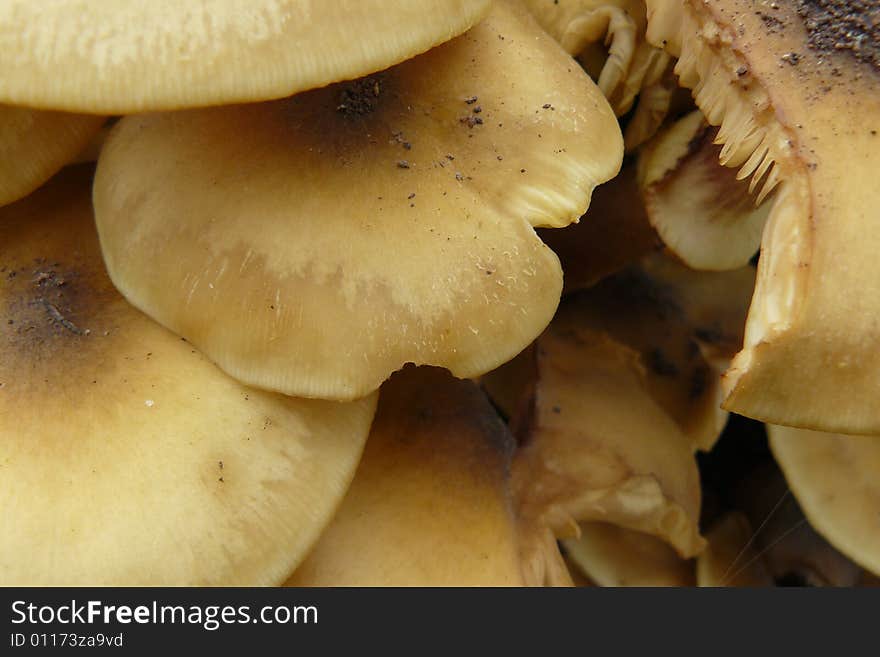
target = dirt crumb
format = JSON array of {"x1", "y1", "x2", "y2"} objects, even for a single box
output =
[{"x1": 796, "y1": 0, "x2": 879, "y2": 71}]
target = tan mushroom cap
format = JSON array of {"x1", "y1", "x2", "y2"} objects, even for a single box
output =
[
  {"x1": 287, "y1": 366, "x2": 530, "y2": 586},
  {"x1": 768, "y1": 426, "x2": 880, "y2": 577},
  {"x1": 557, "y1": 264, "x2": 730, "y2": 451},
  {"x1": 0, "y1": 167, "x2": 377, "y2": 586},
  {"x1": 523, "y1": 0, "x2": 674, "y2": 148},
  {"x1": 646, "y1": 0, "x2": 880, "y2": 434},
  {"x1": 639, "y1": 253, "x2": 755, "y2": 370},
  {"x1": 697, "y1": 512, "x2": 773, "y2": 587},
  {"x1": 564, "y1": 522, "x2": 695, "y2": 586},
  {"x1": 0, "y1": 0, "x2": 492, "y2": 113},
  {"x1": 94, "y1": 0, "x2": 622, "y2": 401},
  {"x1": 638, "y1": 110, "x2": 772, "y2": 271},
  {"x1": 0, "y1": 106, "x2": 104, "y2": 207},
  {"x1": 512, "y1": 328, "x2": 705, "y2": 564}
]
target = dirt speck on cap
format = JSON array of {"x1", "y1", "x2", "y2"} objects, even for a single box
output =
[
  {"x1": 336, "y1": 76, "x2": 384, "y2": 117},
  {"x1": 797, "y1": 0, "x2": 879, "y2": 71}
]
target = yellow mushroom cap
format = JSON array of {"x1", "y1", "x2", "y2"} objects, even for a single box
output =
[
  {"x1": 0, "y1": 167, "x2": 377, "y2": 585},
  {"x1": 94, "y1": 0, "x2": 622, "y2": 401},
  {"x1": 524, "y1": 0, "x2": 675, "y2": 148},
  {"x1": 638, "y1": 110, "x2": 772, "y2": 271},
  {"x1": 0, "y1": 0, "x2": 492, "y2": 113},
  {"x1": 0, "y1": 106, "x2": 104, "y2": 207},
  {"x1": 287, "y1": 366, "x2": 529, "y2": 586},
  {"x1": 512, "y1": 328, "x2": 705, "y2": 564},
  {"x1": 769, "y1": 425, "x2": 880, "y2": 577},
  {"x1": 556, "y1": 264, "x2": 734, "y2": 451},
  {"x1": 564, "y1": 522, "x2": 695, "y2": 586},
  {"x1": 646, "y1": 0, "x2": 880, "y2": 434}
]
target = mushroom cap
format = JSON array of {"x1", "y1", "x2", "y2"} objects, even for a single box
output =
[
  {"x1": 558, "y1": 265, "x2": 731, "y2": 451},
  {"x1": 563, "y1": 522, "x2": 695, "y2": 586},
  {"x1": 287, "y1": 366, "x2": 528, "y2": 586},
  {"x1": 646, "y1": 0, "x2": 880, "y2": 434},
  {"x1": 0, "y1": 106, "x2": 104, "y2": 207},
  {"x1": 768, "y1": 425, "x2": 880, "y2": 577},
  {"x1": 0, "y1": 0, "x2": 492, "y2": 113},
  {"x1": 0, "y1": 167, "x2": 377, "y2": 586},
  {"x1": 94, "y1": 0, "x2": 622, "y2": 401},
  {"x1": 638, "y1": 110, "x2": 772, "y2": 271},
  {"x1": 524, "y1": 0, "x2": 675, "y2": 146},
  {"x1": 512, "y1": 328, "x2": 705, "y2": 560},
  {"x1": 639, "y1": 253, "x2": 755, "y2": 370},
  {"x1": 697, "y1": 512, "x2": 773, "y2": 587}
]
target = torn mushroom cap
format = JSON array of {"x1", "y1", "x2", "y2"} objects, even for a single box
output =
[
  {"x1": 646, "y1": 0, "x2": 880, "y2": 434},
  {"x1": 0, "y1": 106, "x2": 104, "y2": 207},
  {"x1": 94, "y1": 0, "x2": 622, "y2": 402},
  {"x1": 769, "y1": 426, "x2": 880, "y2": 578},
  {"x1": 563, "y1": 522, "x2": 695, "y2": 586},
  {"x1": 555, "y1": 263, "x2": 732, "y2": 451},
  {"x1": 697, "y1": 512, "x2": 773, "y2": 587},
  {"x1": 523, "y1": 0, "x2": 674, "y2": 148},
  {"x1": 0, "y1": 167, "x2": 377, "y2": 586},
  {"x1": 0, "y1": 0, "x2": 492, "y2": 113},
  {"x1": 287, "y1": 366, "x2": 535, "y2": 586},
  {"x1": 638, "y1": 110, "x2": 773, "y2": 271},
  {"x1": 512, "y1": 327, "x2": 705, "y2": 567}
]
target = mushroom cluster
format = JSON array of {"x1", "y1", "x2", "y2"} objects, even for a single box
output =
[{"x1": 1, "y1": 0, "x2": 878, "y2": 586}]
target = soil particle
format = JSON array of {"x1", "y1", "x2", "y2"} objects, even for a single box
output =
[
  {"x1": 336, "y1": 76, "x2": 383, "y2": 116},
  {"x1": 796, "y1": 0, "x2": 879, "y2": 71}
]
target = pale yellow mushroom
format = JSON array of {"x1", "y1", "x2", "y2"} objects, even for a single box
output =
[
  {"x1": 524, "y1": 0, "x2": 674, "y2": 148},
  {"x1": 638, "y1": 110, "x2": 773, "y2": 270},
  {"x1": 93, "y1": 0, "x2": 622, "y2": 401},
  {"x1": 0, "y1": 0, "x2": 492, "y2": 113},
  {"x1": 564, "y1": 522, "x2": 695, "y2": 586},
  {"x1": 769, "y1": 425, "x2": 880, "y2": 578},
  {"x1": 287, "y1": 366, "x2": 535, "y2": 586},
  {"x1": 0, "y1": 167, "x2": 377, "y2": 585},
  {"x1": 646, "y1": 0, "x2": 880, "y2": 434},
  {"x1": 0, "y1": 106, "x2": 104, "y2": 207},
  {"x1": 512, "y1": 328, "x2": 705, "y2": 580}
]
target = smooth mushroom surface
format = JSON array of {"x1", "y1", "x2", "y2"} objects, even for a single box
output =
[
  {"x1": 0, "y1": 167, "x2": 377, "y2": 585},
  {"x1": 511, "y1": 327, "x2": 705, "y2": 575},
  {"x1": 638, "y1": 110, "x2": 773, "y2": 271},
  {"x1": 563, "y1": 522, "x2": 695, "y2": 586},
  {"x1": 287, "y1": 366, "x2": 532, "y2": 586},
  {"x1": 769, "y1": 425, "x2": 880, "y2": 577},
  {"x1": 94, "y1": 0, "x2": 623, "y2": 401},
  {"x1": 0, "y1": 0, "x2": 492, "y2": 113},
  {"x1": 0, "y1": 106, "x2": 105, "y2": 207},
  {"x1": 646, "y1": 0, "x2": 880, "y2": 434}
]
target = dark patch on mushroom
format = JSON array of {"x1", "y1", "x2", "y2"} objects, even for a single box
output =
[
  {"x1": 646, "y1": 348, "x2": 679, "y2": 377},
  {"x1": 796, "y1": 0, "x2": 880, "y2": 71},
  {"x1": 336, "y1": 76, "x2": 384, "y2": 117}
]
